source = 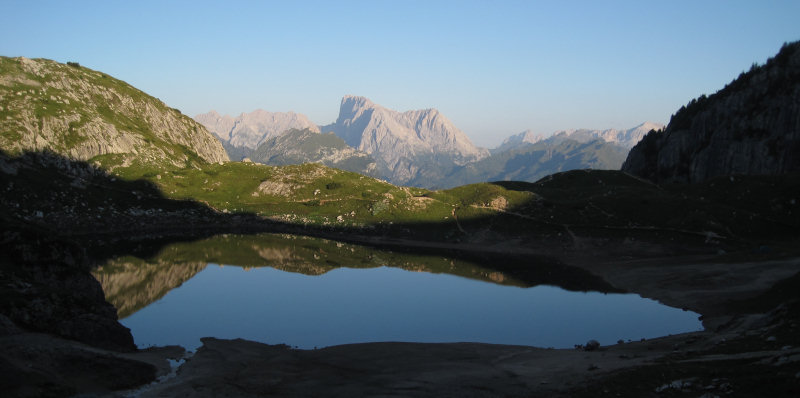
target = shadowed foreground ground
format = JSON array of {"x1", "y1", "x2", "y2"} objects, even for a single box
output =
[
  {"x1": 1, "y1": 152, "x2": 799, "y2": 396},
  {"x1": 2, "y1": 245, "x2": 798, "y2": 397}
]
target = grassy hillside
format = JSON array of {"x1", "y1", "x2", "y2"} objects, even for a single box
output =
[
  {"x1": 4, "y1": 142, "x2": 797, "y2": 256},
  {"x1": 250, "y1": 128, "x2": 379, "y2": 177},
  {"x1": 2, "y1": 56, "x2": 797, "y2": 259},
  {"x1": 0, "y1": 56, "x2": 227, "y2": 169},
  {"x1": 109, "y1": 160, "x2": 484, "y2": 228},
  {"x1": 4, "y1": 144, "x2": 798, "y2": 260}
]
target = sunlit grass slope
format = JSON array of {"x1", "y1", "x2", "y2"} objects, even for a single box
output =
[
  {"x1": 108, "y1": 157, "x2": 800, "y2": 247},
  {"x1": 108, "y1": 160, "x2": 538, "y2": 228}
]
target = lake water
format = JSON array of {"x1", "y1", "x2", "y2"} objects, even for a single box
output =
[{"x1": 93, "y1": 233, "x2": 703, "y2": 350}]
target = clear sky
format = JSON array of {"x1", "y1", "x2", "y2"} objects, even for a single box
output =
[{"x1": 2, "y1": 1, "x2": 799, "y2": 148}]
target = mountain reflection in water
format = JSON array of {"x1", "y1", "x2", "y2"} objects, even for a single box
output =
[{"x1": 92, "y1": 233, "x2": 703, "y2": 349}]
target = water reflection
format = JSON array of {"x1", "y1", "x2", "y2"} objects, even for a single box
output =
[
  {"x1": 92, "y1": 233, "x2": 703, "y2": 349},
  {"x1": 92, "y1": 233, "x2": 581, "y2": 318}
]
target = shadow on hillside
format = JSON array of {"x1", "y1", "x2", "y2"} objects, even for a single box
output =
[
  {"x1": 0, "y1": 149, "x2": 624, "y2": 294},
  {"x1": 4, "y1": 149, "x2": 800, "y2": 357},
  {"x1": 4, "y1": 150, "x2": 800, "y2": 292}
]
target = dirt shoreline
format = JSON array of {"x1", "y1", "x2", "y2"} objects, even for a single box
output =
[
  {"x1": 2, "y1": 235, "x2": 799, "y2": 397},
  {"x1": 117, "y1": 248, "x2": 799, "y2": 397}
]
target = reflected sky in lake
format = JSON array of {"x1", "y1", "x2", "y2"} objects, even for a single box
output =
[{"x1": 121, "y1": 264, "x2": 702, "y2": 350}]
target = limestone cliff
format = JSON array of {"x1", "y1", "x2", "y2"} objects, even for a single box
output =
[
  {"x1": 321, "y1": 95, "x2": 489, "y2": 186},
  {"x1": 622, "y1": 42, "x2": 800, "y2": 183},
  {"x1": 0, "y1": 57, "x2": 228, "y2": 168}
]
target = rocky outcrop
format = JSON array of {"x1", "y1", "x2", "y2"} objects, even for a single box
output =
[
  {"x1": 250, "y1": 128, "x2": 379, "y2": 176},
  {"x1": 622, "y1": 42, "x2": 800, "y2": 183},
  {"x1": 321, "y1": 95, "x2": 489, "y2": 186},
  {"x1": 0, "y1": 57, "x2": 228, "y2": 168},
  {"x1": 0, "y1": 228, "x2": 136, "y2": 352},
  {"x1": 195, "y1": 109, "x2": 320, "y2": 155}
]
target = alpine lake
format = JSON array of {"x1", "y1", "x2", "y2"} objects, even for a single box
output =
[{"x1": 92, "y1": 233, "x2": 702, "y2": 351}]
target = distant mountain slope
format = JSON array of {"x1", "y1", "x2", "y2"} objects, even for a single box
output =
[
  {"x1": 623, "y1": 41, "x2": 800, "y2": 183},
  {"x1": 444, "y1": 138, "x2": 628, "y2": 188},
  {"x1": 493, "y1": 129, "x2": 546, "y2": 154},
  {"x1": 194, "y1": 96, "x2": 657, "y2": 188},
  {"x1": 441, "y1": 122, "x2": 657, "y2": 189},
  {"x1": 495, "y1": 122, "x2": 662, "y2": 154},
  {"x1": 321, "y1": 95, "x2": 489, "y2": 186},
  {"x1": 250, "y1": 128, "x2": 379, "y2": 176},
  {"x1": 0, "y1": 56, "x2": 228, "y2": 167},
  {"x1": 194, "y1": 109, "x2": 319, "y2": 155}
]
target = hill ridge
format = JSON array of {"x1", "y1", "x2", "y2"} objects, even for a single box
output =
[
  {"x1": 0, "y1": 56, "x2": 228, "y2": 168},
  {"x1": 623, "y1": 41, "x2": 800, "y2": 183}
]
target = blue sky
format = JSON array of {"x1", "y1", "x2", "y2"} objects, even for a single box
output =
[{"x1": 2, "y1": 1, "x2": 798, "y2": 147}]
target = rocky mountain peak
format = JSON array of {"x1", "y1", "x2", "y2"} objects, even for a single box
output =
[
  {"x1": 494, "y1": 130, "x2": 547, "y2": 153},
  {"x1": 322, "y1": 96, "x2": 488, "y2": 185},
  {"x1": 194, "y1": 109, "x2": 320, "y2": 150},
  {"x1": 636, "y1": 121, "x2": 664, "y2": 132},
  {"x1": 519, "y1": 129, "x2": 546, "y2": 144},
  {"x1": 340, "y1": 95, "x2": 376, "y2": 112},
  {"x1": 608, "y1": 122, "x2": 665, "y2": 148},
  {"x1": 549, "y1": 123, "x2": 664, "y2": 149},
  {"x1": 495, "y1": 122, "x2": 663, "y2": 155}
]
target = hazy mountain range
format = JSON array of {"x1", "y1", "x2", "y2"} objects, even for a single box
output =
[
  {"x1": 443, "y1": 139, "x2": 631, "y2": 189},
  {"x1": 495, "y1": 122, "x2": 663, "y2": 154},
  {"x1": 195, "y1": 97, "x2": 662, "y2": 188},
  {"x1": 195, "y1": 109, "x2": 319, "y2": 149}
]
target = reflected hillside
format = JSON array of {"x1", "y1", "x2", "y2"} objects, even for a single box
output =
[
  {"x1": 93, "y1": 259, "x2": 207, "y2": 318},
  {"x1": 92, "y1": 233, "x2": 619, "y2": 319},
  {"x1": 6, "y1": 148, "x2": 799, "y2": 329},
  {"x1": 4, "y1": 149, "x2": 799, "y2": 267}
]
